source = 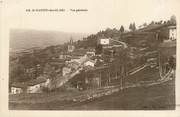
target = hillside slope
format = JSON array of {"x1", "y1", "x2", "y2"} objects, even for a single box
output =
[{"x1": 10, "y1": 29, "x2": 88, "y2": 50}]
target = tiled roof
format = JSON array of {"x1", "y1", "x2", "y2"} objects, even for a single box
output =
[
  {"x1": 84, "y1": 59, "x2": 96, "y2": 64},
  {"x1": 11, "y1": 77, "x2": 47, "y2": 88},
  {"x1": 26, "y1": 78, "x2": 47, "y2": 86},
  {"x1": 11, "y1": 82, "x2": 27, "y2": 88}
]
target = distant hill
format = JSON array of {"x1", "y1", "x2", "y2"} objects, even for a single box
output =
[{"x1": 10, "y1": 29, "x2": 88, "y2": 50}]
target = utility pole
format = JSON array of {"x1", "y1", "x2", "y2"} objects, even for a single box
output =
[
  {"x1": 108, "y1": 68, "x2": 111, "y2": 86},
  {"x1": 99, "y1": 71, "x2": 101, "y2": 88},
  {"x1": 120, "y1": 65, "x2": 123, "y2": 90}
]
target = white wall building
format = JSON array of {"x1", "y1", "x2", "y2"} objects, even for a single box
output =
[
  {"x1": 84, "y1": 60, "x2": 96, "y2": 67},
  {"x1": 99, "y1": 38, "x2": 110, "y2": 45},
  {"x1": 62, "y1": 67, "x2": 72, "y2": 76},
  {"x1": 86, "y1": 51, "x2": 95, "y2": 57},
  {"x1": 27, "y1": 84, "x2": 42, "y2": 93},
  {"x1": 68, "y1": 45, "x2": 75, "y2": 52},
  {"x1": 26, "y1": 78, "x2": 48, "y2": 93},
  {"x1": 10, "y1": 78, "x2": 49, "y2": 94},
  {"x1": 11, "y1": 87, "x2": 23, "y2": 94},
  {"x1": 168, "y1": 26, "x2": 176, "y2": 40}
]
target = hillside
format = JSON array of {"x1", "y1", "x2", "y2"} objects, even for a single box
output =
[{"x1": 10, "y1": 29, "x2": 88, "y2": 50}]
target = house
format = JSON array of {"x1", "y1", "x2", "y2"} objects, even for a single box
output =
[
  {"x1": 83, "y1": 59, "x2": 96, "y2": 67},
  {"x1": 36, "y1": 75, "x2": 50, "y2": 87},
  {"x1": 27, "y1": 84, "x2": 41, "y2": 93},
  {"x1": 10, "y1": 84, "x2": 24, "y2": 94},
  {"x1": 70, "y1": 56, "x2": 82, "y2": 63},
  {"x1": 86, "y1": 51, "x2": 95, "y2": 57},
  {"x1": 67, "y1": 61, "x2": 80, "y2": 70},
  {"x1": 62, "y1": 66, "x2": 72, "y2": 76},
  {"x1": 11, "y1": 87, "x2": 23, "y2": 94},
  {"x1": 70, "y1": 54, "x2": 88, "y2": 65},
  {"x1": 68, "y1": 45, "x2": 75, "y2": 52},
  {"x1": 158, "y1": 25, "x2": 177, "y2": 42},
  {"x1": 26, "y1": 78, "x2": 48, "y2": 93},
  {"x1": 10, "y1": 78, "x2": 49, "y2": 94},
  {"x1": 168, "y1": 26, "x2": 176, "y2": 40},
  {"x1": 59, "y1": 52, "x2": 70, "y2": 59},
  {"x1": 98, "y1": 38, "x2": 110, "y2": 45},
  {"x1": 138, "y1": 23, "x2": 176, "y2": 42}
]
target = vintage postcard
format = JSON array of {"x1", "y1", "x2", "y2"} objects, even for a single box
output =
[{"x1": 0, "y1": 0, "x2": 180, "y2": 117}]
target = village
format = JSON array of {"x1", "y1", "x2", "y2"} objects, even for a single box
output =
[{"x1": 9, "y1": 17, "x2": 176, "y2": 109}]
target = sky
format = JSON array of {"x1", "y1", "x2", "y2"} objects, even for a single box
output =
[{"x1": 3, "y1": 0, "x2": 180, "y2": 33}]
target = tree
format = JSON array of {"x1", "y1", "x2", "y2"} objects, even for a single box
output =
[
  {"x1": 120, "y1": 25, "x2": 125, "y2": 33},
  {"x1": 95, "y1": 44, "x2": 103, "y2": 55},
  {"x1": 143, "y1": 22, "x2": 147, "y2": 27},
  {"x1": 9, "y1": 63, "x2": 29, "y2": 83},
  {"x1": 132, "y1": 22, "x2": 136, "y2": 31},
  {"x1": 159, "y1": 20, "x2": 163, "y2": 24},
  {"x1": 150, "y1": 21, "x2": 155, "y2": 25},
  {"x1": 170, "y1": 15, "x2": 176, "y2": 24},
  {"x1": 129, "y1": 23, "x2": 133, "y2": 31},
  {"x1": 129, "y1": 23, "x2": 136, "y2": 31}
]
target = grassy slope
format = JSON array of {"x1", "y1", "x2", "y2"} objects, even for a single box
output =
[{"x1": 9, "y1": 66, "x2": 175, "y2": 110}]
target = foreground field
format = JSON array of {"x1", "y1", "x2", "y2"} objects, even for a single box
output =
[
  {"x1": 66, "y1": 80, "x2": 175, "y2": 110},
  {"x1": 9, "y1": 67, "x2": 175, "y2": 110}
]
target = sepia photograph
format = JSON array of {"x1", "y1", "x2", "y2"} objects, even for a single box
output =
[{"x1": 1, "y1": 0, "x2": 179, "y2": 112}]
